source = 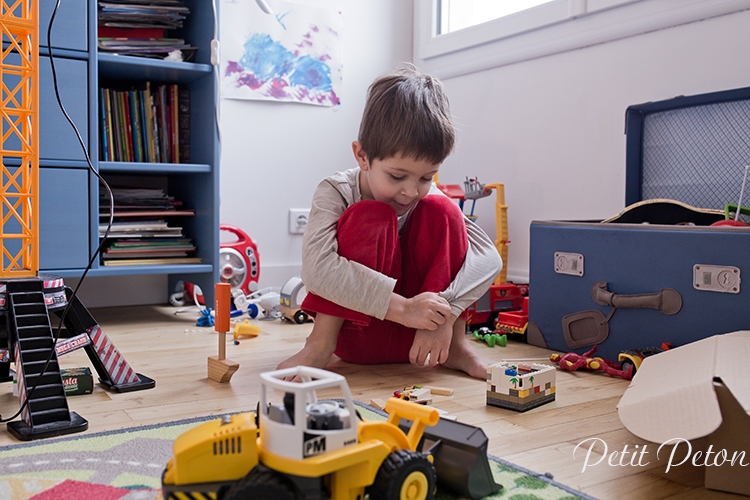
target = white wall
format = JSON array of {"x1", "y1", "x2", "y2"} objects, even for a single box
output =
[
  {"x1": 219, "y1": 0, "x2": 413, "y2": 289},
  {"x1": 431, "y1": 9, "x2": 750, "y2": 283}
]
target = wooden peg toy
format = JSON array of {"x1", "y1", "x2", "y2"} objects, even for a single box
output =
[{"x1": 208, "y1": 283, "x2": 240, "y2": 383}]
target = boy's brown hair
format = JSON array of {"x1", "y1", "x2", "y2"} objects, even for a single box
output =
[{"x1": 358, "y1": 64, "x2": 455, "y2": 165}]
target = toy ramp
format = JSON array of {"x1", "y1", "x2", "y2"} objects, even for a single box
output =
[{"x1": 403, "y1": 418, "x2": 502, "y2": 499}]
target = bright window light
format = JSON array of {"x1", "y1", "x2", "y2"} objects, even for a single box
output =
[{"x1": 438, "y1": 0, "x2": 555, "y2": 34}]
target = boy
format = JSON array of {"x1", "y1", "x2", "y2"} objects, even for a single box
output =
[{"x1": 276, "y1": 66, "x2": 503, "y2": 379}]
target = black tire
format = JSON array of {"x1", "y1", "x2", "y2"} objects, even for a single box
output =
[
  {"x1": 621, "y1": 360, "x2": 635, "y2": 376},
  {"x1": 368, "y1": 450, "x2": 436, "y2": 500},
  {"x1": 221, "y1": 465, "x2": 297, "y2": 500},
  {"x1": 293, "y1": 310, "x2": 308, "y2": 324}
]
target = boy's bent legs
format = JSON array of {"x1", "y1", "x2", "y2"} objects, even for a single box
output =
[
  {"x1": 279, "y1": 200, "x2": 406, "y2": 369},
  {"x1": 276, "y1": 313, "x2": 344, "y2": 371},
  {"x1": 401, "y1": 195, "x2": 467, "y2": 368}
]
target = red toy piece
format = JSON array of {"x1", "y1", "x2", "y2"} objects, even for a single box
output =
[{"x1": 550, "y1": 345, "x2": 634, "y2": 380}]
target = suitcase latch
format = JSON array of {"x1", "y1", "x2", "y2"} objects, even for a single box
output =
[
  {"x1": 693, "y1": 265, "x2": 741, "y2": 294},
  {"x1": 554, "y1": 252, "x2": 583, "y2": 276}
]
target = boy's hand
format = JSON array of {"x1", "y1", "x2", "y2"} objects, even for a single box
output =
[
  {"x1": 410, "y1": 320, "x2": 453, "y2": 367},
  {"x1": 387, "y1": 292, "x2": 451, "y2": 330}
]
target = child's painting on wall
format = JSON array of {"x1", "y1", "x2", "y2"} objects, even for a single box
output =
[{"x1": 221, "y1": 0, "x2": 343, "y2": 107}]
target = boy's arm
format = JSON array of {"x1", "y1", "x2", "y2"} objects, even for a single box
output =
[
  {"x1": 301, "y1": 179, "x2": 397, "y2": 320},
  {"x1": 439, "y1": 215, "x2": 504, "y2": 316}
]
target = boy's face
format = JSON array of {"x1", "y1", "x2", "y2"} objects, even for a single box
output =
[{"x1": 353, "y1": 142, "x2": 440, "y2": 216}]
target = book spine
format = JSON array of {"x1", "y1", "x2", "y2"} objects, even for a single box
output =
[
  {"x1": 143, "y1": 83, "x2": 155, "y2": 163},
  {"x1": 112, "y1": 90, "x2": 122, "y2": 162},
  {"x1": 98, "y1": 27, "x2": 167, "y2": 39},
  {"x1": 121, "y1": 91, "x2": 134, "y2": 163},
  {"x1": 178, "y1": 88, "x2": 191, "y2": 164},
  {"x1": 129, "y1": 89, "x2": 143, "y2": 163},
  {"x1": 170, "y1": 84, "x2": 180, "y2": 164},
  {"x1": 151, "y1": 91, "x2": 161, "y2": 164},
  {"x1": 99, "y1": 88, "x2": 109, "y2": 161},
  {"x1": 105, "y1": 89, "x2": 115, "y2": 161}
]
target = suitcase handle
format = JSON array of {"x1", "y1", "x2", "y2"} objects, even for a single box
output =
[{"x1": 591, "y1": 281, "x2": 682, "y2": 315}]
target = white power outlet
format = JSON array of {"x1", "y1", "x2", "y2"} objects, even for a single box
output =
[{"x1": 289, "y1": 208, "x2": 310, "y2": 234}]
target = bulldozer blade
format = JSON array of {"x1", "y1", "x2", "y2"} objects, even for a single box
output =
[{"x1": 401, "y1": 418, "x2": 502, "y2": 499}]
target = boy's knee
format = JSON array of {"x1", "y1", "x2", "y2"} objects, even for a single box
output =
[
  {"x1": 338, "y1": 200, "x2": 398, "y2": 231},
  {"x1": 412, "y1": 195, "x2": 465, "y2": 227},
  {"x1": 337, "y1": 200, "x2": 400, "y2": 261}
]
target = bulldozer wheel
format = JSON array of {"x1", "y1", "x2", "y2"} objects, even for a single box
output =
[
  {"x1": 368, "y1": 449, "x2": 436, "y2": 500},
  {"x1": 221, "y1": 465, "x2": 297, "y2": 500}
]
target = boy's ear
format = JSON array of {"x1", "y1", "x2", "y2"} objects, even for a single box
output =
[{"x1": 352, "y1": 141, "x2": 370, "y2": 170}]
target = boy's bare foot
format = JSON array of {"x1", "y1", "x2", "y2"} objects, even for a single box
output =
[
  {"x1": 441, "y1": 326, "x2": 494, "y2": 379},
  {"x1": 276, "y1": 337, "x2": 335, "y2": 371},
  {"x1": 275, "y1": 313, "x2": 343, "y2": 372}
]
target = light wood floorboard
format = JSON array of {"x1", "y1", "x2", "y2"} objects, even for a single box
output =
[{"x1": 0, "y1": 305, "x2": 740, "y2": 499}]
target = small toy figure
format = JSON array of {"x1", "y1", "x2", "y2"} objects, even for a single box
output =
[
  {"x1": 550, "y1": 345, "x2": 633, "y2": 380},
  {"x1": 472, "y1": 327, "x2": 507, "y2": 347}
]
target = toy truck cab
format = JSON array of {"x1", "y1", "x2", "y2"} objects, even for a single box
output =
[{"x1": 259, "y1": 366, "x2": 359, "y2": 461}]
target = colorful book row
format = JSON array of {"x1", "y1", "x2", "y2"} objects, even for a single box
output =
[{"x1": 99, "y1": 82, "x2": 190, "y2": 164}]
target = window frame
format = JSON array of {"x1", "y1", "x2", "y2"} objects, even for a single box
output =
[{"x1": 414, "y1": 0, "x2": 750, "y2": 79}]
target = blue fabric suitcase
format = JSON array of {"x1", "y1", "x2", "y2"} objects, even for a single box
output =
[{"x1": 527, "y1": 86, "x2": 750, "y2": 361}]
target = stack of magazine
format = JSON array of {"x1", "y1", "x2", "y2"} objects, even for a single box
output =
[
  {"x1": 100, "y1": 187, "x2": 201, "y2": 266},
  {"x1": 98, "y1": 1, "x2": 195, "y2": 60}
]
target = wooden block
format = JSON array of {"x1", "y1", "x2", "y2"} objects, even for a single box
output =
[
  {"x1": 423, "y1": 385, "x2": 454, "y2": 396},
  {"x1": 207, "y1": 355, "x2": 239, "y2": 383},
  {"x1": 369, "y1": 398, "x2": 387, "y2": 411},
  {"x1": 408, "y1": 388, "x2": 431, "y2": 400}
]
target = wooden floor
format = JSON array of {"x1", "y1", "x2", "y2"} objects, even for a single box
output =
[{"x1": 0, "y1": 304, "x2": 739, "y2": 499}]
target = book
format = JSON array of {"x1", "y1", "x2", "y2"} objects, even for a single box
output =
[
  {"x1": 129, "y1": 89, "x2": 143, "y2": 162},
  {"x1": 99, "y1": 89, "x2": 110, "y2": 161},
  {"x1": 98, "y1": 26, "x2": 167, "y2": 38},
  {"x1": 170, "y1": 84, "x2": 179, "y2": 163},
  {"x1": 102, "y1": 257, "x2": 202, "y2": 267},
  {"x1": 178, "y1": 88, "x2": 190, "y2": 163}
]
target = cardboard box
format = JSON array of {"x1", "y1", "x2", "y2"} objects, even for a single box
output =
[
  {"x1": 618, "y1": 330, "x2": 750, "y2": 496},
  {"x1": 61, "y1": 367, "x2": 94, "y2": 396}
]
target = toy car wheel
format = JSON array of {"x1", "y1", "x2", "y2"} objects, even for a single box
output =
[
  {"x1": 293, "y1": 310, "x2": 308, "y2": 324},
  {"x1": 620, "y1": 359, "x2": 635, "y2": 376},
  {"x1": 222, "y1": 465, "x2": 296, "y2": 500},
  {"x1": 246, "y1": 303, "x2": 259, "y2": 319},
  {"x1": 368, "y1": 449, "x2": 436, "y2": 500}
]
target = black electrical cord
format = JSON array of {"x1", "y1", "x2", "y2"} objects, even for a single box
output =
[{"x1": 0, "y1": 0, "x2": 115, "y2": 423}]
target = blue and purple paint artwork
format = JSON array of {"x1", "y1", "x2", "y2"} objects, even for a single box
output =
[{"x1": 222, "y1": 1, "x2": 342, "y2": 107}]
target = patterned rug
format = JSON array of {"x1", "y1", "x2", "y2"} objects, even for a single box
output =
[{"x1": 0, "y1": 403, "x2": 595, "y2": 500}]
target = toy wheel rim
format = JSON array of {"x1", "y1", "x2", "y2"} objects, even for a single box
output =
[{"x1": 400, "y1": 471, "x2": 429, "y2": 500}]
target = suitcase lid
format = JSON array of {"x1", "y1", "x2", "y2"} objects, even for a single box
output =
[{"x1": 625, "y1": 86, "x2": 750, "y2": 214}]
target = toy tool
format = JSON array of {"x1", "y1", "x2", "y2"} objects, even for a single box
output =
[{"x1": 207, "y1": 283, "x2": 239, "y2": 383}]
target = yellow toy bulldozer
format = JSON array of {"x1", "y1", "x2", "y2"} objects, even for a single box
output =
[{"x1": 161, "y1": 366, "x2": 501, "y2": 499}]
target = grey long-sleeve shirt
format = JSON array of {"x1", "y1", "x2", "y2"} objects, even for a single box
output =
[{"x1": 300, "y1": 168, "x2": 503, "y2": 320}]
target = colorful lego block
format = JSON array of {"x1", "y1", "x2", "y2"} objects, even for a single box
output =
[{"x1": 486, "y1": 361, "x2": 556, "y2": 412}]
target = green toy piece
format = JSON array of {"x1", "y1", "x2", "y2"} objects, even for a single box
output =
[{"x1": 472, "y1": 328, "x2": 507, "y2": 347}]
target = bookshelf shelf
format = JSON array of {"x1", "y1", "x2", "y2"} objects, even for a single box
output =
[
  {"x1": 99, "y1": 161, "x2": 211, "y2": 174},
  {"x1": 98, "y1": 54, "x2": 212, "y2": 84},
  {"x1": 36, "y1": 0, "x2": 219, "y2": 303},
  {"x1": 46, "y1": 264, "x2": 214, "y2": 279}
]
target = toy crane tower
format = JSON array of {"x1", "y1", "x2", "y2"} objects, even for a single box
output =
[{"x1": 0, "y1": 1, "x2": 153, "y2": 441}]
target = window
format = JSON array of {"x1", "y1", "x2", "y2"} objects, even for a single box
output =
[
  {"x1": 438, "y1": 0, "x2": 555, "y2": 35},
  {"x1": 415, "y1": 0, "x2": 750, "y2": 79}
]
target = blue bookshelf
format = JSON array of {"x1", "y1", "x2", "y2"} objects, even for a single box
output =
[{"x1": 37, "y1": 0, "x2": 220, "y2": 303}]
